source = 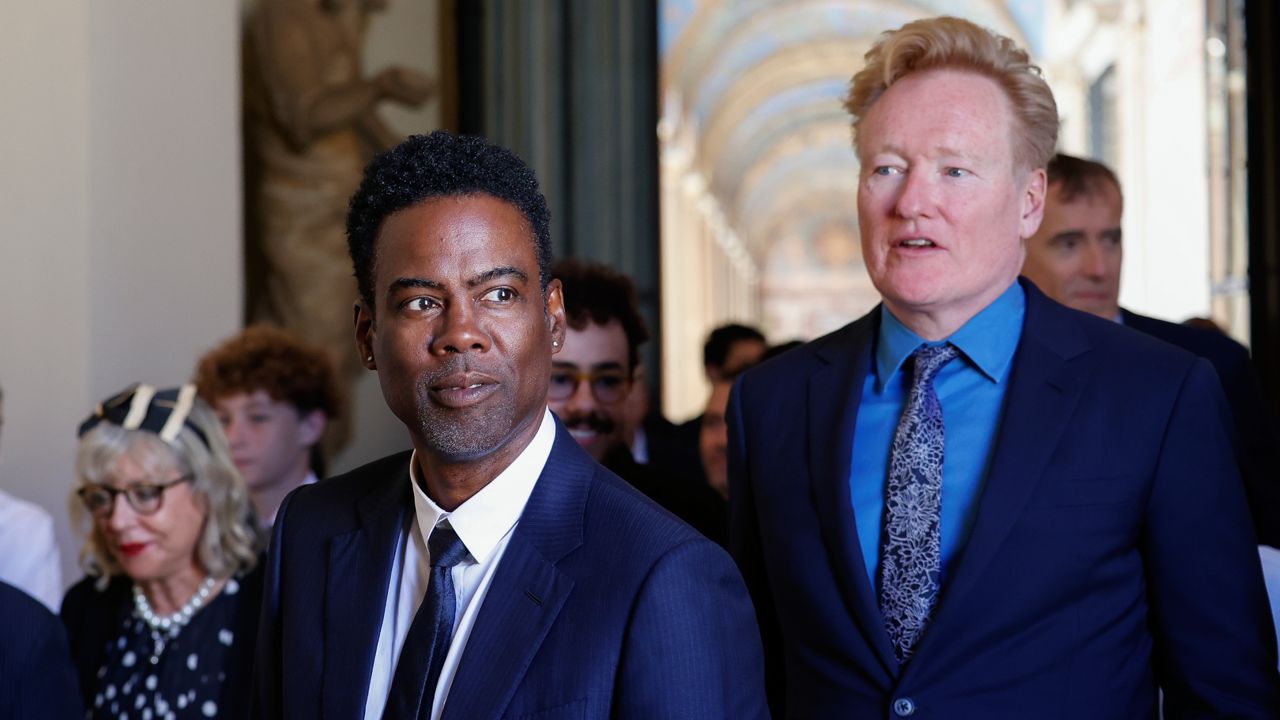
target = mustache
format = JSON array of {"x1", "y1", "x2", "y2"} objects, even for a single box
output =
[
  {"x1": 561, "y1": 411, "x2": 615, "y2": 434},
  {"x1": 415, "y1": 356, "x2": 486, "y2": 390}
]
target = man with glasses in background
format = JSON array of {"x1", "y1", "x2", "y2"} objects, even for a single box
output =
[{"x1": 548, "y1": 258, "x2": 727, "y2": 544}]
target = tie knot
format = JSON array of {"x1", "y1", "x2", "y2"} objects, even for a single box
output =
[
  {"x1": 428, "y1": 525, "x2": 468, "y2": 569},
  {"x1": 911, "y1": 343, "x2": 959, "y2": 386}
]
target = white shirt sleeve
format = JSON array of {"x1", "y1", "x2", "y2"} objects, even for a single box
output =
[{"x1": 0, "y1": 490, "x2": 64, "y2": 612}]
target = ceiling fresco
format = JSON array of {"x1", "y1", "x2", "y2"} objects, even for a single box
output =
[{"x1": 661, "y1": 0, "x2": 1041, "y2": 265}]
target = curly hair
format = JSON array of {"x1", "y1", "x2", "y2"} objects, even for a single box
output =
[
  {"x1": 845, "y1": 16, "x2": 1059, "y2": 172},
  {"x1": 554, "y1": 258, "x2": 649, "y2": 374},
  {"x1": 194, "y1": 324, "x2": 340, "y2": 418},
  {"x1": 346, "y1": 130, "x2": 553, "y2": 314},
  {"x1": 72, "y1": 398, "x2": 260, "y2": 586}
]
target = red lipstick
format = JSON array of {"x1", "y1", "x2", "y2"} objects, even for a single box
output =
[{"x1": 118, "y1": 543, "x2": 147, "y2": 558}]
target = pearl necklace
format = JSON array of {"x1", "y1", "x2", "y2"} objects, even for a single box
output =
[{"x1": 132, "y1": 575, "x2": 217, "y2": 637}]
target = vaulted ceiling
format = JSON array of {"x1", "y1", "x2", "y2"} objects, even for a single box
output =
[{"x1": 660, "y1": 0, "x2": 1041, "y2": 264}]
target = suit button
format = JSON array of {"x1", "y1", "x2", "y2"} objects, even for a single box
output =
[{"x1": 893, "y1": 697, "x2": 916, "y2": 716}]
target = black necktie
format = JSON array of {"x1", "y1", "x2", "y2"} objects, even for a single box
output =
[{"x1": 382, "y1": 524, "x2": 468, "y2": 720}]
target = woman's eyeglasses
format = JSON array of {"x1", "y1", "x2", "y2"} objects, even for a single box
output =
[{"x1": 77, "y1": 476, "x2": 194, "y2": 518}]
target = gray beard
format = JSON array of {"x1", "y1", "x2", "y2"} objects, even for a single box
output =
[{"x1": 413, "y1": 365, "x2": 516, "y2": 462}]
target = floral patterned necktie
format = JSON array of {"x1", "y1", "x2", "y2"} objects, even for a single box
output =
[{"x1": 879, "y1": 343, "x2": 959, "y2": 664}]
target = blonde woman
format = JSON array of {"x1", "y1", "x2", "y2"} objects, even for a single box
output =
[{"x1": 62, "y1": 384, "x2": 263, "y2": 719}]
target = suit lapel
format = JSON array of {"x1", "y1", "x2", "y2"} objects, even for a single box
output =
[
  {"x1": 322, "y1": 465, "x2": 411, "y2": 719},
  {"x1": 808, "y1": 312, "x2": 899, "y2": 674},
  {"x1": 911, "y1": 283, "x2": 1092, "y2": 662},
  {"x1": 441, "y1": 425, "x2": 587, "y2": 720}
]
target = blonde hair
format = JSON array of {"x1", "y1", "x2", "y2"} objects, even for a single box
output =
[
  {"x1": 72, "y1": 398, "x2": 259, "y2": 585},
  {"x1": 845, "y1": 16, "x2": 1059, "y2": 172}
]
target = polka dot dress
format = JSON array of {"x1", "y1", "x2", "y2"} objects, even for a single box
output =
[{"x1": 89, "y1": 578, "x2": 242, "y2": 720}]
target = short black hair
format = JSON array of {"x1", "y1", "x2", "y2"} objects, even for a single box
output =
[
  {"x1": 346, "y1": 130, "x2": 553, "y2": 313},
  {"x1": 1047, "y1": 153, "x2": 1123, "y2": 205},
  {"x1": 703, "y1": 323, "x2": 765, "y2": 369},
  {"x1": 554, "y1": 258, "x2": 649, "y2": 373}
]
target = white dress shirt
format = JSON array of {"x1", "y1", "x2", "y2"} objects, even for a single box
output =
[
  {"x1": 0, "y1": 488, "x2": 63, "y2": 612},
  {"x1": 363, "y1": 409, "x2": 555, "y2": 720}
]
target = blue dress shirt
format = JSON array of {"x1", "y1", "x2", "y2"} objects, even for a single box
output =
[{"x1": 851, "y1": 283, "x2": 1026, "y2": 587}]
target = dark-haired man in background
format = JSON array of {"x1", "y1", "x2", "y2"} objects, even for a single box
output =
[
  {"x1": 253, "y1": 131, "x2": 767, "y2": 720},
  {"x1": 547, "y1": 258, "x2": 647, "y2": 464},
  {"x1": 704, "y1": 324, "x2": 767, "y2": 382},
  {"x1": 1021, "y1": 153, "x2": 1280, "y2": 546},
  {"x1": 550, "y1": 258, "x2": 728, "y2": 545},
  {"x1": 651, "y1": 323, "x2": 767, "y2": 495}
]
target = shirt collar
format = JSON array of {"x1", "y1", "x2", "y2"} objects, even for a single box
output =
[
  {"x1": 408, "y1": 408, "x2": 556, "y2": 565},
  {"x1": 875, "y1": 282, "x2": 1025, "y2": 391}
]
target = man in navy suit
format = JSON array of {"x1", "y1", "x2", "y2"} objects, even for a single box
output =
[
  {"x1": 0, "y1": 581, "x2": 82, "y2": 719},
  {"x1": 728, "y1": 16, "x2": 1279, "y2": 718},
  {"x1": 1022, "y1": 152, "x2": 1280, "y2": 547},
  {"x1": 252, "y1": 131, "x2": 767, "y2": 719}
]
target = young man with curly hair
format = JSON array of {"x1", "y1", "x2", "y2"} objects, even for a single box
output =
[{"x1": 194, "y1": 325, "x2": 340, "y2": 526}]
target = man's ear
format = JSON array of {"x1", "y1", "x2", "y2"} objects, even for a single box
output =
[
  {"x1": 545, "y1": 279, "x2": 566, "y2": 354},
  {"x1": 355, "y1": 300, "x2": 376, "y2": 370},
  {"x1": 297, "y1": 409, "x2": 327, "y2": 448},
  {"x1": 1019, "y1": 167, "x2": 1047, "y2": 239}
]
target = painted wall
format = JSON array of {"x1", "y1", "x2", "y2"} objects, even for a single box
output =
[
  {"x1": 0, "y1": 1, "x2": 242, "y2": 593},
  {"x1": 0, "y1": 0, "x2": 443, "y2": 596}
]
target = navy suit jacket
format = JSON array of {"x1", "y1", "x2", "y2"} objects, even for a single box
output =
[
  {"x1": 0, "y1": 581, "x2": 82, "y2": 720},
  {"x1": 1122, "y1": 309, "x2": 1280, "y2": 547},
  {"x1": 728, "y1": 280, "x2": 1280, "y2": 719},
  {"x1": 253, "y1": 421, "x2": 768, "y2": 720}
]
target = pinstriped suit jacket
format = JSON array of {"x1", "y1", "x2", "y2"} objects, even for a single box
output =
[
  {"x1": 3, "y1": 581, "x2": 82, "y2": 719},
  {"x1": 253, "y1": 420, "x2": 768, "y2": 720}
]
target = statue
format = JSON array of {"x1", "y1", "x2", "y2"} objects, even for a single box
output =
[{"x1": 243, "y1": 0, "x2": 434, "y2": 451}]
